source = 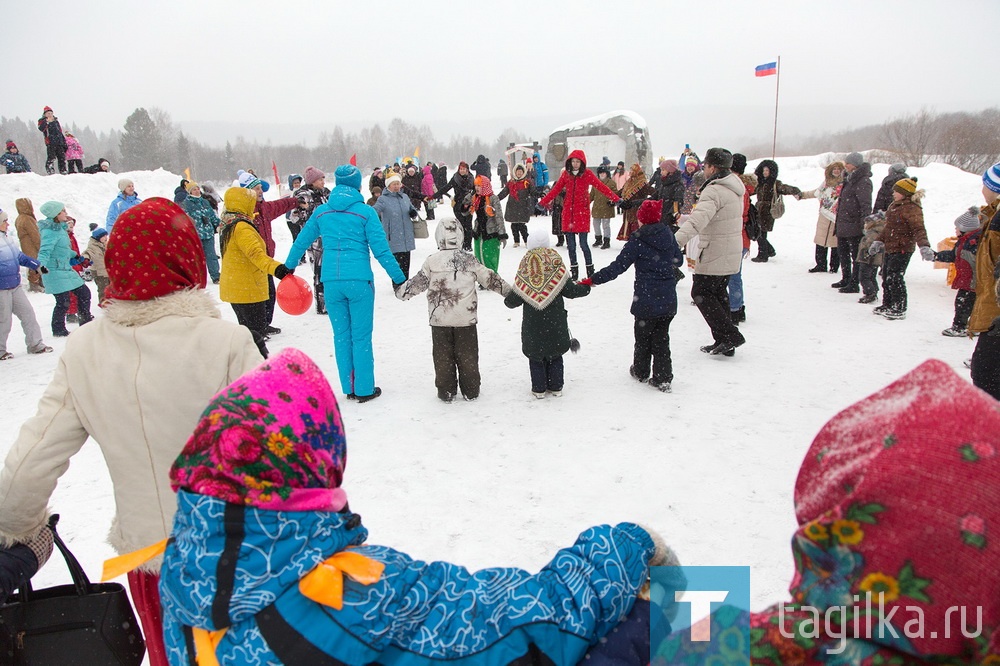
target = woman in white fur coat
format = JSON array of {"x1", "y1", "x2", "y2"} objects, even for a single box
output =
[{"x1": 0, "y1": 198, "x2": 262, "y2": 666}]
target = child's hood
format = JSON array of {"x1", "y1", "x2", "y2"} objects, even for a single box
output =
[
  {"x1": 15, "y1": 198, "x2": 34, "y2": 217},
  {"x1": 435, "y1": 218, "x2": 464, "y2": 250}
]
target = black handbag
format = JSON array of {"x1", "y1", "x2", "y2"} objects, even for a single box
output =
[{"x1": 0, "y1": 516, "x2": 146, "y2": 665}]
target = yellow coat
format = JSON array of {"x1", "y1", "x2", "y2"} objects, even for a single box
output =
[
  {"x1": 219, "y1": 221, "x2": 280, "y2": 304},
  {"x1": 969, "y1": 200, "x2": 1000, "y2": 333}
]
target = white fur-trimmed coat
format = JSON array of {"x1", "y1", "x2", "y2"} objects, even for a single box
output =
[{"x1": 0, "y1": 289, "x2": 262, "y2": 569}]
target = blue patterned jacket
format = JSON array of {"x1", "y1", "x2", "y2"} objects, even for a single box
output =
[{"x1": 160, "y1": 491, "x2": 654, "y2": 666}]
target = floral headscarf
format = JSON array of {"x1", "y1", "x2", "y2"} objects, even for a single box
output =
[
  {"x1": 658, "y1": 360, "x2": 999, "y2": 664},
  {"x1": 170, "y1": 348, "x2": 348, "y2": 513}
]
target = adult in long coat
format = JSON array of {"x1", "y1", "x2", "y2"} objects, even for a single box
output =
[
  {"x1": 497, "y1": 164, "x2": 534, "y2": 247},
  {"x1": 969, "y1": 163, "x2": 1000, "y2": 399},
  {"x1": 832, "y1": 153, "x2": 873, "y2": 292},
  {"x1": 750, "y1": 159, "x2": 801, "y2": 262},
  {"x1": 0, "y1": 198, "x2": 262, "y2": 664},
  {"x1": 36, "y1": 201, "x2": 93, "y2": 335},
  {"x1": 374, "y1": 174, "x2": 417, "y2": 279},
  {"x1": 798, "y1": 161, "x2": 844, "y2": 272},
  {"x1": 14, "y1": 199, "x2": 42, "y2": 292},
  {"x1": 873, "y1": 163, "x2": 908, "y2": 213},
  {"x1": 673, "y1": 148, "x2": 746, "y2": 356}
]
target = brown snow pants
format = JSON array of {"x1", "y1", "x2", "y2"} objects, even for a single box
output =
[{"x1": 431, "y1": 324, "x2": 480, "y2": 399}]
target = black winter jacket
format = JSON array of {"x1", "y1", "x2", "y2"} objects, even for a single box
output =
[{"x1": 834, "y1": 163, "x2": 874, "y2": 238}]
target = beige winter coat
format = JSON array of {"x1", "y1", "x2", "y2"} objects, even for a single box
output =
[
  {"x1": 674, "y1": 172, "x2": 746, "y2": 275},
  {"x1": 0, "y1": 289, "x2": 262, "y2": 569}
]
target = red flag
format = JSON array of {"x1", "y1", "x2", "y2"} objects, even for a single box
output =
[
  {"x1": 271, "y1": 160, "x2": 280, "y2": 192},
  {"x1": 349, "y1": 153, "x2": 357, "y2": 167}
]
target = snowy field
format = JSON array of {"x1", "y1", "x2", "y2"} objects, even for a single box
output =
[{"x1": 0, "y1": 155, "x2": 984, "y2": 622}]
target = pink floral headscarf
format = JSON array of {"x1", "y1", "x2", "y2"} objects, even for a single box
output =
[{"x1": 170, "y1": 348, "x2": 348, "y2": 512}]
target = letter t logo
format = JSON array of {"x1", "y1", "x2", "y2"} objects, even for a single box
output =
[{"x1": 675, "y1": 590, "x2": 729, "y2": 641}]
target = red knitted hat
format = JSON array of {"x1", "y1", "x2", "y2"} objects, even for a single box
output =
[
  {"x1": 104, "y1": 198, "x2": 207, "y2": 301},
  {"x1": 637, "y1": 199, "x2": 663, "y2": 225}
]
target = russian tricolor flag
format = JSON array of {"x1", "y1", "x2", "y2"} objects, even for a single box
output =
[{"x1": 755, "y1": 62, "x2": 778, "y2": 77}]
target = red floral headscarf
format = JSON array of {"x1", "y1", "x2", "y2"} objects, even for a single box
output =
[{"x1": 104, "y1": 198, "x2": 207, "y2": 301}]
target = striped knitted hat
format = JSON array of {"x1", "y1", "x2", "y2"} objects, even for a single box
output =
[{"x1": 983, "y1": 162, "x2": 1000, "y2": 194}]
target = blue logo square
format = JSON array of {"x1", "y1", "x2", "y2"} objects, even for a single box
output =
[{"x1": 649, "y1": 566, "x2": 751, "y2": 664}]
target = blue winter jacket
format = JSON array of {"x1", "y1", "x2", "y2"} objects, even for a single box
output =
[
  {"x1": 37, "y1": 218, "x2": 85, "y2": 295},
  {"x1": 160, "y1": 491, "x2": 654, "y2": 666},
  {"x1": 1, "y1": 151, "x2": 31, "y2": 174},
  {"x1": 0, "y1": 232, "x2": 40, "y2": 290},
  {"x1": 182, "y1": 195, "x2": 220, "y2": 240},
  {"x1": 373, "y1": 189, "x2": 416, "y2": 253},
  {"x1": 533, "y1": 152, "x2": 549, "y2": 188},
  {"x1": 591, "y1": 222, "x2": 684, "y2": 319},
  {"x1": 106, "y1": 192, "x2": 142, "y2": 232},
  {"x1": 284, "y1": 185, "x2": 406, "y2": 284}
]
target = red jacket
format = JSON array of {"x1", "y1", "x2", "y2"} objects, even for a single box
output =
[
  {"x1": 254, "y1": 197, "x2": 299, "y2": 257},
  {"x1": 539, "y1": 150, "x2": 620, "y2": 233}
]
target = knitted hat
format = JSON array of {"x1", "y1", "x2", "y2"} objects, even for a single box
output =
[
  {"x1": 118, "y1": 178, "x2": 134, "y2": 192},
  {"x1": 170, "y1": 348, "x2": 348, "y2": 512},
  {"x1": 98, "y1": 159, "x2": 110, "y2": 169},
  {"x1": 893, "y1": 177, "x2": 918, "y2": 196},
  {"x1": 703, "y1": 147, "x2": 733, "y2": 169},
  {"x1": 335, "y1": 165, "x2": 362, "y2": 191},
  {"x1": 303, "y1": 166, "x2": 325, "y2": 185},
  {"x1": 5, "y1": 140, "x2": 16, "y2": 150},
  {"x1": 955, "y1": 206, "x2": 981, "y2": 232},
  {"x1": 983, "y1": 162, "x2": 1000, "y2": 194},
  {"x1": 637, "y1": 199, "x2": 663, "y2": 225},
  {"x1": 458, "y1": 160, "x2": 469, "y2": 170},
  {"x1": 104, "y1": 198, "x2": 207, "y2": 301},
  {"x1": 39, "y1": 201, "x2": 65, "y2": 219},
  {"x1": 659, "y1": 159, "x2": 679, "y2": 174},
  {"x1": 0, "y1": 211, "x2": 7, "y2": 226},
  {"x1": 91, "y1": 227, "x2": 109, "y2": 240},
  {"x1": 185, "y1": 181, "x2": 200, "y2": 193},
  {"x1": 596, "y1": 166, "x2": 610, "y2": 177},
  {"x1": 684, "y1": 157, "x2": 699, "y2": 170},
  {"x1": 43, "y1": 106, "x2": 52, "y2": 113},
  {"x1": 731, "y1": 154, "x2": 748, "y2": 175},
  {"x1": 384, "y1": 173, "x2": 402, "y2": 188},
  {"x1": 89, "y1": 222, "x2": 98, "y2": 231},
  {"x1": 889, "y1": 162, "x2": 907, "y2": 175},
  {"x1": 237, "y1": 170, "x2": 262, "y2": 190},
  {"x1": 844, "y1": 152, "x2": 864, "y2": 167}
]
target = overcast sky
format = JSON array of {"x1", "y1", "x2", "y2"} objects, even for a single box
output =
[{"x1": 5, "y1": 0, "x2": 997, "y2": 151}]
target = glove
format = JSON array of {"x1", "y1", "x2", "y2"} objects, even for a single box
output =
[
  {"x1": 69, "y1": 255, "x2": 86, "y2": 267},
  {"x1": 23, "y1": 524, "x2": 54, "y2": 569},
  {"x1": 920, "y1": 246, "x2": 936, "y2": 261},
  {"x1": 409, "y1": 209, "x2": 418, "y2": 219},
  {"x1": 868, "y1": 241, "x2": 884, "y2": 256},
  {"x1": 578, "y1": 277, "x2": 593, "y2": 286},
  {"x1": 273, "y1": 264, "x2": 293, "y2": 280},
  {"x1": 39, "y1": 266, "x2": 49, "y2": 274}
]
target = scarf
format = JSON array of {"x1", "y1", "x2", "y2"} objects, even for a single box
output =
[
  {"x1": 507, "y1": 177, "x2": 530, "y2": 201},
  {"x1": 472, "y1": 177, "x2": 495, "y2": 216},
  {"x1": 621, "y1": 165, "x2": 647, "y2": 200},
  {"x1": 218, "y1": 210, "x2": 259, "y2": 257},
  {"x1": 512, "y1": 248, "x2": 568, "y2": 310}
]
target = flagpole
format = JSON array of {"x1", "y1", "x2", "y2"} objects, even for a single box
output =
[{"x1": 772, "y1": 56, "x2": 781, "y2": 159}]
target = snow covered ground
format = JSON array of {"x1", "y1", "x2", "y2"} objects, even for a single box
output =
[{"x1": 0, "y1": 155, "x2": 985, "y2": 624}]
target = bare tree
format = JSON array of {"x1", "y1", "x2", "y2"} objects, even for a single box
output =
[{"x1": 877, "y1": 109, "x2": 936, "y2": 167}]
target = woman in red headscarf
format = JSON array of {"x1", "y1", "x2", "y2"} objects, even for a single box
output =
[{"x1": 0, "y1": 198, "x2": 263, "y2": 666}]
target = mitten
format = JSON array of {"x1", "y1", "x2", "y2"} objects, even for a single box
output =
[
  {"x1": 919, "y1": 246, "x2": 936, "y2": 261},
  {"x1": 868, "y1": 240, "x2": 884, "y2": 256},
  {"x1": 23, "y1": 525, "x2": 54, "y2": 569},
  {"x1": 409, "y1": 209, "x2": 418, "y2": 219},
  {"x1": 69, "y1": 255, "x2": 85, "y2": 267},
  {"x1": 578, "y1": 277, "x2": 593, "y2": 286},
  {"x1": 273, "y1": 264, "x2": 293, "y2": 280}
]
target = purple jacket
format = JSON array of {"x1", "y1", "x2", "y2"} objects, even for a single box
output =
[{"x1": 0, "y1": 232, "x2": 41, "y2": 290}]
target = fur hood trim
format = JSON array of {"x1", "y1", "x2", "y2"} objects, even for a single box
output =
[
  {"x1": 824, "y1": 161, "x2": 845, "y2": 187},
  {"x1": 102, "y1": 288, "x2": 220, "y2": 327}
]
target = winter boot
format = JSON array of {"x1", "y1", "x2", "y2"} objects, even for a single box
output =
[
  {"x1": 737, "y1": 306, "x2": 746, "y2": 322},
  {"x1": 750, "y1": 253, "x2": 768, "y2": 263},
  {"x1": 808, "y1": 245, "x2": 828, "y2": 273},
  {"x1": 602, "y1": 237, "x2": 610, "y2": 249},
  {"x1": 730, "y1": 310, "x2": 741, "y2": 325},
  {"x1": 592, "y1": 236, "x2": 602, "y2": 247},
  {"x1": 942, "y1": 327, "x2": 968, "y2": 337},
  {"x1": 829, "y1": 247, "x2": 841, "y2": 273},
  {"x1": 556, "y1": 234, "x2": 565, "y2": 247},
  {"x1": 585, "y1": 264, "x2": 595, "y2": 279},
  {"x1": 570, "y1": 264, "x2": 579, "y2": 281}
]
